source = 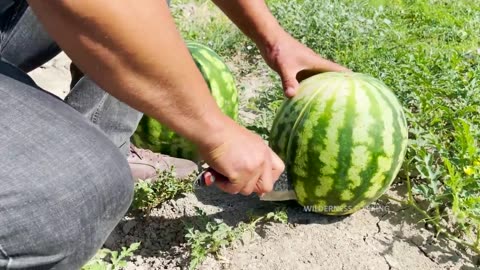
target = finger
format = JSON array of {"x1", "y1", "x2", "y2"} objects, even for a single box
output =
[
  {"x1": 238, "y1": 158, "x2": 264, "y2": 196},
  {"x1": 215, "y1": 180, "x2": 241, "y2": 194},
  {"x1": 213, "y1": 168, "x2": 262, "y2": 195},
  {"x1": 239, "y1": 169, "x2": 263, "y2": 196},
  {"x1": 270, "y1": 150, "x2": 285, "y2": 182},
  {"x1": 211, "y1": 171, "x2": 242, "y2": 194},
  {"x1": 296, "y1": 59, "x2": 351, "y2": 83},
  {"x1": 254, "y1": 155, "x2": 274, "y2": 195},
  {"x1": 280, "y1": 69, "x2": 300, "y2": 98}
]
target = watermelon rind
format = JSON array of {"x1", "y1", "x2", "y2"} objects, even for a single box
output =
[{"x1": 269, "y1": 72, "x2": 408, "y2": 215}]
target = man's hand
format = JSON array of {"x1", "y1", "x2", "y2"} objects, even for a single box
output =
[
  {"x1": 259, "y1": 32, "x2": 350, "y2": 97},
  {"x1": 199, "y1": 119, "x2": 284, "y2": 195},
  {"x1": 212, "y1": 0, "x2": 350, "y2": 97}
]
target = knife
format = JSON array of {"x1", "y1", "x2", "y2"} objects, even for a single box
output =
[{"x1": 195, "y1": 167, "x2": 297, "y2": 201}]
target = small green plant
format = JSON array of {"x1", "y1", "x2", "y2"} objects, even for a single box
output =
[
  {"x1": 81, "y1": 242, "x2": 141, "y2": 270},
  {"x1": 185, "y1": 207, "x2": 288, "y2": 269},
  {"x1": 130, "y1": 167, "x2": 196, "y2": 215},
  {"x1": 387, "y1": 119, "x2": 480, "y2": 254},
  {"x1": 244, "y1": 82, "x2": 285, "y2": 140}
]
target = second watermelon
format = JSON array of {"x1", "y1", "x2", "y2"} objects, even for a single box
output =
[{"x1": 131, "y1": 41, "x2": 239, "y2": 161}]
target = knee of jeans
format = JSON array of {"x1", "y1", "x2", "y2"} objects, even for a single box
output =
[
  {"x1": 77, "y1": 142, "x2": 135, "y2": 239},
  {"x1": 27, "y1": 141, "x2": 134, "y2": 268},
  {"x1": 92, "y1": 142, "x2": 135, "y2": 209},
  {"x1": 0, "y1": 159, "x2": 134, "y2": 269}
]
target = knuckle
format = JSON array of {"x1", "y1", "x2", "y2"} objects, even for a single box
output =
[
  {"x1": 244, "y1": 163, "x2": 256, "y2": 174},
  {"x1": 244, "y1": 178, "x2": 260, "y2": 196},
  {"x1": 244, "y1": 159, "x2": 262, "y2": 174},
  {"x1": 227, "y1": 171, "x2": 240, "y2": 182}
]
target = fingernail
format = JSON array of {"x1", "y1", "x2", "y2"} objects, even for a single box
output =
[{"x1": 286, "y1": 88, "x2": 295, "y2": 97}]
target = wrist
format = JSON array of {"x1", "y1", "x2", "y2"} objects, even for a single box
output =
[
  {"x1": 253, "y1": 26, "x2": 293, "y2": 64},
  {"x1": 251, "y1": 21, "x2": 287, "y2": 52},
  {"x1": 212, "y1": 0, "x2": 286, "y2": 54},
  {"x1": 189, "y1": 110, "x2": 237, "y2": 153}
]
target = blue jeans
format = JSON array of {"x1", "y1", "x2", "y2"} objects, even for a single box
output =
[{"x1": 0, "y1": 2, "x2": 143, "y2": 269}]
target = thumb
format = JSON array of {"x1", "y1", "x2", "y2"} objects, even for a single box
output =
[{"x1": 281, "y1": 72, "x2": 299, "y2": 98}]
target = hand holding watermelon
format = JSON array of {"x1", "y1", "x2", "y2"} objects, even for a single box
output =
[
  {"x1": 258, "y1": 31, "x2": 351, "y2": 98},
  {"x1": 212, "y1": 0, "x2": 349, "y2": 98}
]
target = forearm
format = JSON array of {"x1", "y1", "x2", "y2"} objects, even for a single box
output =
[
  {"x1": 27, "y1": 0, "x2": 231, "y2": 147},
  {"x1": 211, "y1": 0, "x2": 286, "y2": 49}
]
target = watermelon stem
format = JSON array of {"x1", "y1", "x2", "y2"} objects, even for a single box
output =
[
  {"x1": 405, "y1": 165, "x2": 414, "y2": 203},
  {"x1": 383, "y1": 195, "x2": 403, "y2": 204},
  {"x1": 475, "y1": 228, "x2": 480, "y2": 250}
]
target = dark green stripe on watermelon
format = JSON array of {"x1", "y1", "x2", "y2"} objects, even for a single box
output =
[
  {"x1": 369, "y1": 79, "x2": 407, "y2": 189},
  {"x1": 290, "y1": 83, "x2": 337, "y2": 207},
  {"x1": 343, "y1": 81, "x2": 386, "y2": 213},
  {"x1": 187, "y1": 42, "x2": 238, "y2": 121},
  {"x1": 323, "y1": 78, "x2": 357, "y2": 212}
]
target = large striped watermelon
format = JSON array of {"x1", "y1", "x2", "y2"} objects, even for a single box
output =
[
  {"x1": 268, "y1": 72, "x2": 408, "y2": 215},
  {"x1": 131, "y1": 42, "x2": 238, "y2": 160}
]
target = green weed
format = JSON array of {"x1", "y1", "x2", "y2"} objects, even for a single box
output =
[
  {"x1": 244, "y1": 80, "x2": 284, "y2": 139},
  {"x1": 130, "y1": 167, "x2": 196, "y2": 215},
  {"x1": 184, "y1": 207, "x2": 288, "y2": 270},
  {"x1": 81, "y1": 242, "x2": 140, "y2": 270}
]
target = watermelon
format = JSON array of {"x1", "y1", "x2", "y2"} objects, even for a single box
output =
[
  {"x1": 268, "y1": 72, "x2": 408, "y2": 215},
  {"x1": 131, "y1": 41, "x2": 238, "y2": 160}
]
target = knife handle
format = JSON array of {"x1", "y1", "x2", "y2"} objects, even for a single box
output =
[{"x1": 196, "y1": 168, "x2": 221, "y2": 187}]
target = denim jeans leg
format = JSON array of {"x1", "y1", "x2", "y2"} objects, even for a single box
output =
[
  {"x1": 0, "y1": 2, "x2": 61, "y2": 72},
  {"x1": 65, "y1": 77, "x2": 143, "y2": 156},
  {"x1": 0, "y1": 61, "x2": 134, "y2": 269}
]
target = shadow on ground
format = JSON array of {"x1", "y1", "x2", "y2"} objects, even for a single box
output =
[{"x1": 105, "y1": 186, "x2": 347, "y2": 269}]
